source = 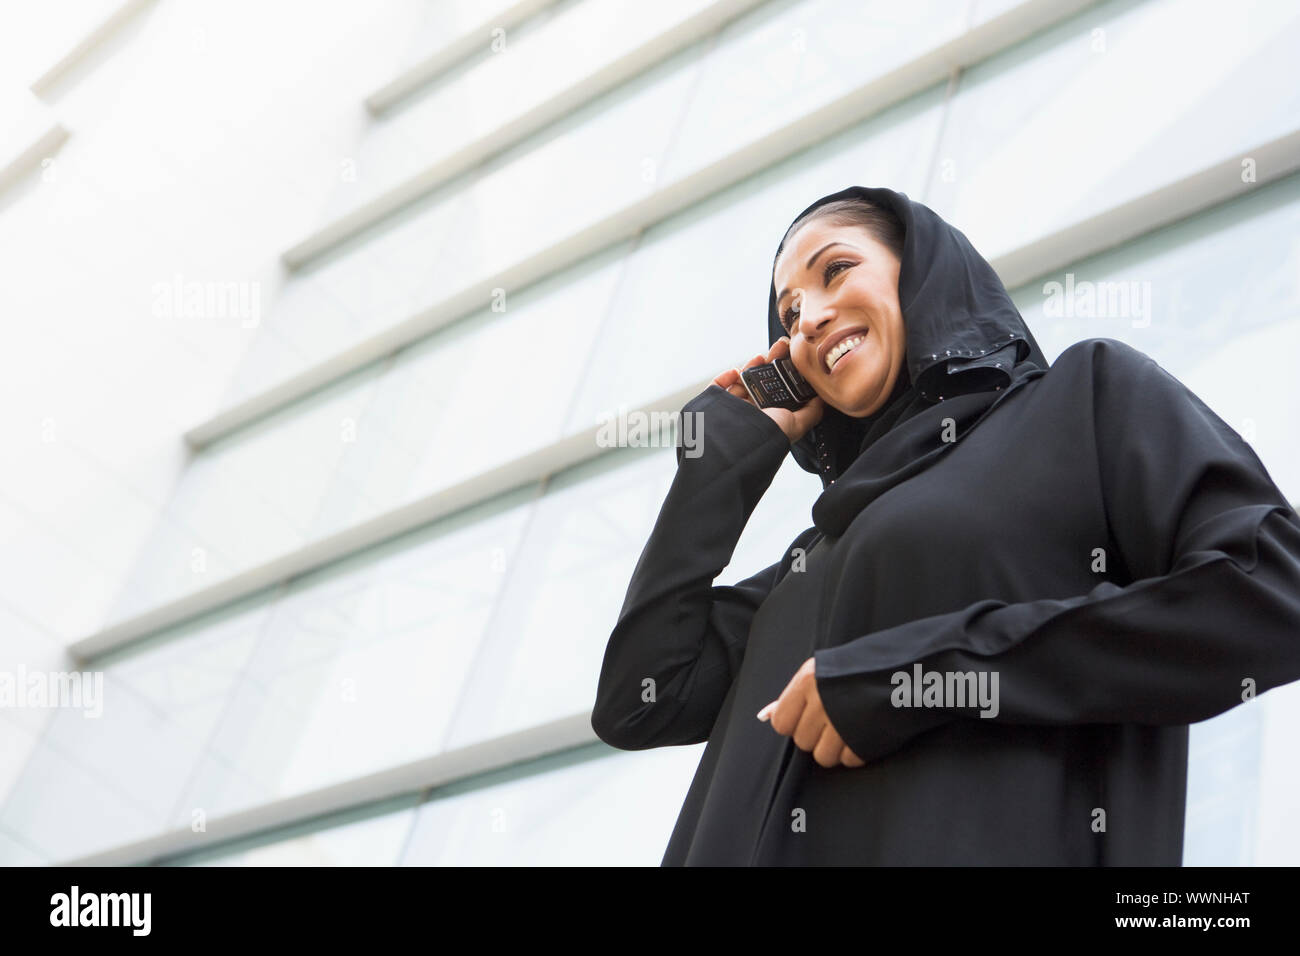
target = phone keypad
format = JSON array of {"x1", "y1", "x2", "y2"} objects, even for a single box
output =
[
  {"x1": 750, "y1": 366, "x2": 791, "y2": 404},
  {"x1": 740, "y1": 359, "x2": 815, "y2": 410}
]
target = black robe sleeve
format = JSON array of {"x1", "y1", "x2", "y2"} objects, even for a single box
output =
[
  {"x1": 592, "y1": 385, "x2": 804, "y2": 750},
  {"x1": 813, "y1": 340, "x2": 1300, "y2": 764}
]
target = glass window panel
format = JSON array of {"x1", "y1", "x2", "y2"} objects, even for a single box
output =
[
  {"x1": 441, "y1": 445, "x2": 676, "y2": 748},
  {"x1": 0, "y1": 825, "x2": 48, "y2": 865},
  {"x1": 399, "y1": 53, "x2": 701, "y2": 305},
  {"x1": 0, "y1": 496, "x2": 114, "y2": 639},
  {"x1": 340, "y1": 240, "x2": 629, "y2": 502},
  {"x1": 1, "y1": 490, "x2": 535, "y2": 861},
  {"x1": 1256, "y1": 684, "x2": 1300, "y2": 864},
  {"x1": 0, "y1": 599, "x2": 82, "y2": 740},
  {"x1": 169, "y1": 487, "x2": 535, "y2": 819},
  {"x1": 0, "y1": 597, "x2": 271, "y2": 862},
  {"x1": 659, "y1": 0, "x2": 970, "y2": 183},
  {"x1": 0, "y1": 739, "x2": 158, "y2": 862},
  {"x1": 728, "y1": 452, "x2": 826, "y2": 579},
  {"x1": 235, "y1": 43, "x2": 702, "y2": 396},
  {"x1": 100, "y1": 506, "x2": 240, "y2": 626},
  {"x1": 398, "y1": 743, "x2": 704, "y2": 865},
  {"x1": 1179, "y1": 321, "x2": 1300, "y2": 502},
  {"x1": 217, "y1": 321, "x2": 316, "y2": 410},
  {"x1": 172, "y1": 744, "x2": 705, "y2": 866},
  {"x1": 0, "y1": 716, "x2": 41, "y2": 822},
  {"x1": 969, "y1": 0, "x2": 1024, "y2": 26},
  {"x1": 925, "y1": 0, "x2": 1300, "y2": 262},
  {"x1": 218, "y1": 277, "x2": 368, "y2": 408},
  {"x1": 0, "y1": 0, "x2": 118, "y2": 89},
  {"x1": 1184, "y1": 705, "x2": 1261, "y2": 865},
  {"x1": 112, "y1": 243, "x2": 626, "y2": 617},
  {"x1": 170, "y1": 796, "x2": 419, "y2": 866},
  {"x1": 341, "y1": 0, "x2": 718, "y2": 216},
  {"x1": 106, "y1": 363, "x2": 387, "y2": 621}
]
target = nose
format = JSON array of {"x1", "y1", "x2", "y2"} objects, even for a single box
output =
[{"x1": 792, "y1": 290, "x2": 834, "y2": 340}]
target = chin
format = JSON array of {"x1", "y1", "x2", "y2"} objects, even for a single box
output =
[
  {"x1": 828, "y1": 375, "x2": 888, "y2": 418},
  {"x1": 825, "y1": 395, "x2": 876, "y2": 418}
]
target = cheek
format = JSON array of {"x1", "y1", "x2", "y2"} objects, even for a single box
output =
[
  {"x1": 875, "y1": 305, "x2": 904, "y2": 344},
  {"x1": 793, "y1": 347, "x2": 818, "y2": 378}
]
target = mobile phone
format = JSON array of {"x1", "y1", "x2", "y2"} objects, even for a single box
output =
[{"x1": 738, "y1": 356, "x2": 817, "y2": 410}]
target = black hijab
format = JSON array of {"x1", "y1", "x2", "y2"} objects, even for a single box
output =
[{"x1": 766, "y1": 186, "x2": 1051, "y2": 537}]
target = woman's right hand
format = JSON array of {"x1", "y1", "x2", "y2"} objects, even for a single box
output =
[{"x1": 711, "y1": 336, "x2": 826, "y2": 445}]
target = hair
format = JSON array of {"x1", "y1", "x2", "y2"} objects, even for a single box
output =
[{"x1": 774, "y1": 198, "x2": 906, "y2": 273}]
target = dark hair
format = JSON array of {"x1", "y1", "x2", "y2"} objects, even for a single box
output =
[{"x1": 774, "y1": 198, "x2": 906, "y2": 273}]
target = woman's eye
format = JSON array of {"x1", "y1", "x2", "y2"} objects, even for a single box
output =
[
  {"x1": 781, "y1": 260, "x2": 853, "y2": 330},
  {"x1": 824, "y1": 259, "x2": 852, "y2": 281}
]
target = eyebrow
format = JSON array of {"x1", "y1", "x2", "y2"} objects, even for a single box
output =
[{"x1": 775, "y1": 241, "x2": 859, "y2": 303}]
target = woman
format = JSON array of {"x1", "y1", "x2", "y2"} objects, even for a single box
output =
[{"x1": 591, "y1": 185, "x2": 1300, "y2": 865}]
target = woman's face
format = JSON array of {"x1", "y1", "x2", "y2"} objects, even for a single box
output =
[{"x1": 772, "y1": 221, "x2": 907, "y2": 418}]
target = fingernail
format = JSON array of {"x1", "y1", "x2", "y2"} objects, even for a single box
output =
[{"x1": 756, "y1": 702, "x2": 775, "y2": 721}]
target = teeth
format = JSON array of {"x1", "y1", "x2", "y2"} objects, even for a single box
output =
[{"x1": 825, "y1": 334, "x2": 865, "y2": 372}]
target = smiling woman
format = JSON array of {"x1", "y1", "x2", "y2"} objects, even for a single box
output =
[
  {"x1": 771, "y1": 201, "x2": 908, "y2": 418},
  {"x1": 592, "y1": 185, "x2": 1300, "y2": 866}
]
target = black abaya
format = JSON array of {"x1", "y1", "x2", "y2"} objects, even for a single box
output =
[{"x1": 590, "y1": 186, "x2": 1300, "y2": 865}]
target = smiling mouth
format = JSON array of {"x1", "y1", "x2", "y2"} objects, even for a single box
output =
[{"x1": 825, "y1": 331, "x2": 868, "y2": 373}]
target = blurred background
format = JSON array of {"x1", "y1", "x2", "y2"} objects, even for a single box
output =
[{"x1": 0, "y1": 0, "x2": 1297, "y2": 866}]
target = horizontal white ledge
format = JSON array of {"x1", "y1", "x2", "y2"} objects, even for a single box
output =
[
  {"x1": 57, "y1": 710, "x2": 602, "y2": 866},
  {"x1": 29, "y1": 0, "x2": 155, "y2": 96},
  {"x1": 0, "y1": 122, "x2": 70, "y2": 195},
  {"x1": 73, "y1": 380, "x2": 709, "y2": 660},
  {"x1": 990, "y1": 130, "x2": 1300, "y2": 291},
  {"x1": 296, "y1": 0, "x2": 769, "y2": 267},
  {"x1": 196, "y1": 0, "x2": 1095, "y2": 446},
  {"x1": 95, "y1": 132, "x2": 1300, "y2": 661},
  {"x1": 365, "y1": 0, "x2": 559, "y2": 115}
]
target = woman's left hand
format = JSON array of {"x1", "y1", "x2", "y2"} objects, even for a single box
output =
[{"x1": 758, "y1": 657, "x2": 865, "y2": 768}]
